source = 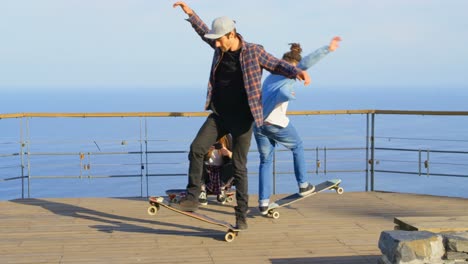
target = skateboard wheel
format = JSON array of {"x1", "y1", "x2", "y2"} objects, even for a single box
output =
[
  {"x1": 147, "y1": 205, "x2": 159, "y2": 216},
  {"x1": 336, "y1": 187, "x2": 344, "y2": 195},
  {"x1": 226, "y1": 197, "x2": 234, "y2": 203},
  {"x1": 272, "y1": 211, "x2": 280, "y2": 219},
  {"x1": 225, "y1": 232, "x2": 236, "y2": 242}
]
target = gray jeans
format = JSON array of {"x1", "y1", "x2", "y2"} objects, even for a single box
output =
[{"x1": 186, "y1": 113, "x2": 253, "y2": 215}]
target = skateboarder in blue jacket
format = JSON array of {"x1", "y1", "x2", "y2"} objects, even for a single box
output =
[{"x1": 254, "y1": 37, "x2": 341, "y2": 215}]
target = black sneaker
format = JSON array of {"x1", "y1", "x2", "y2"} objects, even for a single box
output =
[
  {"x1": 235, "y1": 210, "x2": 248, "y2": 230},
  {"x1": 172, "y1": 197, "x2": 199, "y2": 212},
  {"x1": 299, "y1": 183, "x2": 315, "y2": 196},
  {"x1": 198, "y1": 191, "x2": 208, "y2": 206},
  {"x1": 235, "y1": 218, "x2": 248, "y2": 230}
]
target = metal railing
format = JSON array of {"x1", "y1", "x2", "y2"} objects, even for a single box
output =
[{"x1": 1, "y1": 110, "x2": 468, "y2": 199}]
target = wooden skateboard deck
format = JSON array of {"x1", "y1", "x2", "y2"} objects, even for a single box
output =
[
  {"x1": 266, "y1": 179, "x2": 343, "y2": 219},
  {"x1": 147, "y1": 196, "x2": 240, "y2": 242},
  {"x1": 165, "y1": 188, "x2": 235, "y2": 204}
]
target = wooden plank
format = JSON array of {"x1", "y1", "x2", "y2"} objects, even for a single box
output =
[{"x1": 394, "y1": 216, "x2": 468, "y2": 232}]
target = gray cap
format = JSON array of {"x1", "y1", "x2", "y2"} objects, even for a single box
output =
[{"x1": 204, "y1": 16, "x2": 236, "y2": 39}]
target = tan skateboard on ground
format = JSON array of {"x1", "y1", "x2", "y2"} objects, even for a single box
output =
[
  {"x1": 165, "y1": 188, "x2": 235, "y2": 204},
  {"x1": 266, "y1": 179, "x2": 343, "y2": 219},
  {"x1": 147, "y1": 196, "x2": 241, "y2": 242}
]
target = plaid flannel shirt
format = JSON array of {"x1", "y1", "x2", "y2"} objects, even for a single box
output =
[{"x1": 187, "y1": 12, "x2": 301, "y2": 127}]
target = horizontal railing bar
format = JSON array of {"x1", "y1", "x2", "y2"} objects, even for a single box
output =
[
  {"x1": 0, "y1": 153, "x2": 20, "y2": 157},
  {"x1": 373, "y1": 110, "x2": 468, "y2": 115},
  {"x1": 4, "y1": 109, "x2": 468, "y2": 120},
  {"x1": 30, "y1": 174, "x2": 143, "y2": 179},
  {"x1": 146, "y1": 173, "x2": 187, "y2": 177},
  {"x1": 275, "y1": 169, "x2": 367, "y2": 174},
  {"x1": 375, "y1": 136, "x2": 468, "y2": 143},
  {"x1": 314, "y1": 169, "x2": 367, "y2": 173},
  {"x1": 2, "y1": 176, "x2": 25, "y2": 181},
  {"x1": 377, "y1": 159, "x2": 468, "y2": 166},
  {"x1": 376, "y1": 170, "x2": 468, "y2": 178},
  {"x1": 376, "y1": 147, "x2": 468, "y2": 154},
  {"x1": 147, "y1": 151, "x2": 188, "y2": 154},
  {"x1": 0, "y1": 165, "x2": 25, "y2": 169},
  {"x1": 27, "y1": 152, "x2": 144, "y2": 156},
  {"x1": 27, "y1": 163, "x2": 143, "y2": 168}
]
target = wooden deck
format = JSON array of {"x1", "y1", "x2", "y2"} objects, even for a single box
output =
[{"x1": 1, "y1": 192, "x2": 467, "y2": 264}]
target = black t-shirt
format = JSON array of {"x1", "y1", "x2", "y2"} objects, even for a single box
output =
[{"x1": 212, "y1": 49, "x2": 253, "y2": 121}]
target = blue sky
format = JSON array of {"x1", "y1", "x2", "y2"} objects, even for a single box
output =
[{"x1": 1, "y1": 0, "x2": 467, "y2": 91}]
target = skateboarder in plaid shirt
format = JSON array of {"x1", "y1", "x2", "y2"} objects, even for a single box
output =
[
  {"x1": 172, "y1": 1, "x2": 311, "y2": 230},
  {"x1": 254, "y1": 37, "x2": 341, "y2": 215}
]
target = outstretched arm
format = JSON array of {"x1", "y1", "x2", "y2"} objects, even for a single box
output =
[
  {"x1": 258, "y1": 47, "x2": 311, "y2": 86},
  {"x1": 328, "y1": 36, "x2": 341, "y2": 52},
  {"x1": 173, "y1": 1, "x2": 193, "y2": 17},
  {"x1": 298, "y1": 36, "x2": 341, "y2": 70},
  {"x1": 172, "y1": 1, "x2": 216, "y2": 48}
]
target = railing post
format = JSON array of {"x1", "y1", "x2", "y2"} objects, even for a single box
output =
[
  {"x1": 145, "y1": 117, "x2": 149, "y2": 197},
  {"x1": 365, "y1": 114, "x2": 369, "y2": 192},
  {"x1": 26, "y1": 117, "x2": 31, "y2": 198},
  {"x1": 324, "y1": 146, "x2": 327, "y2": 174},
  {"x1": 426, "y1": 149, "x2": 430, "y2": 177},
  {"x1": 418, "y1": 149, "x2": 421, "y2": 176},
  {"x1": 315, "y1": 147, "x2": 319, "y2": 175},
  {"x1": 370, "y1": 113, "x2": 375, "y2": 191},
  {"x1": 139, "y1": 117, "x2": 144, "y2": 197},
  {"x1": 20, "y1": 117, "x2": 25, "y2": 199},
  {"x1": 272, "y1": 150, "x2": 276, "y2": 195}
]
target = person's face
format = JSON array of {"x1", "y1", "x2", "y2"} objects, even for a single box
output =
[{"x1": 215, "y1": 32, "x2": 232, "y2": 52}]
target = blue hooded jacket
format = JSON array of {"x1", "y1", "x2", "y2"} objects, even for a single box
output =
[{"x1": 261, "y1": 46, "x2": 330, "y2": 120}]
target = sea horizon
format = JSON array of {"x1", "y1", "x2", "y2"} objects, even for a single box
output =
[{"x1": 1, "y1": 86, "x2": 468, "y2": 200}]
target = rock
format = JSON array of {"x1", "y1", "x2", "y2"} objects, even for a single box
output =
[
  {"x1": 379, "y1": 230, "x2": 445, "y2": 263},
  {"x1": 445, "y1": 232, "x2": 468, "y2": 253}
]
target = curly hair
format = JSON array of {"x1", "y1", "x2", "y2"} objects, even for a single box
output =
[{"x1": 282, "y1": 43, "x2": 302, "y2": 64}]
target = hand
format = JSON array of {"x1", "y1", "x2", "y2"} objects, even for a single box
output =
[
  {"x1": 220, "y1": 147, "x2": 232, "y2": 158},
  {"x1": 173, "y1": 1, "x2": 194, "y2": 16},
  {"x1": 296, "y1": 70, "x2": 311, "y2": 86},
  {"x1": 329, "y1": 36, "x2": 341, "y2": 52}
]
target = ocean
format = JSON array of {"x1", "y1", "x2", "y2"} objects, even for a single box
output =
[{"x1": 1, "y1": 86, "x2": 468, "y2": 200}]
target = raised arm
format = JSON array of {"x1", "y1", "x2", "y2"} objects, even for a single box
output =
[
  {"x1": 298, "y1": 36, "x2": 341, "y2": 70},
  {"x1": 328, "y1": 36, "x2": 341, "y2": 52},
  {"x1": 172, "y1": 1, "x2": 216, "y2": 48},
  {"x1": 173, "y1": 1, "x2": 193, "y2": 16}
]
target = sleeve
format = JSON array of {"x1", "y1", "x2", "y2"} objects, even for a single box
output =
[
  {"x1": 256, "y1": 45, "x2": 301, "y2": 79},
  {"x1": 297, "y1": 46, "x2": 330, "y2": 70},
  {"x1": 186, "y1": 12, "x2": 216, "y2": 49}
]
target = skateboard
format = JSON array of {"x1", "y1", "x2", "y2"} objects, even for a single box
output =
[
  {"x1": 147, "y1": 196, "x2": 241, "y2": 242},
  {"x1": 266, "y1": 179, "x2": 343, "y2": 219},
  {"x1": 165, "y1": 188, "x2": 235, "y2": 204}
]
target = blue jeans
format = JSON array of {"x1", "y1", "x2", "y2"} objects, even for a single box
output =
[{"x1": 254, "y1": 122, "x2": 308, "y2": 203}]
